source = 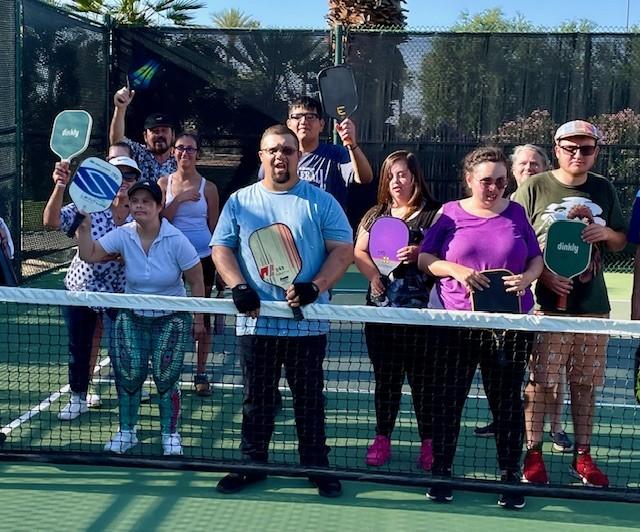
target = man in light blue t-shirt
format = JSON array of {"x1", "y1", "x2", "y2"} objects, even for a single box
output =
[{"x1": 211, "y1": 124, "x2": 353, "y2": 498}]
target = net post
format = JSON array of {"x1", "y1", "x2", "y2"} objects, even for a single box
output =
[{"x1": 13, "y1": 0, "x2": 23, "y2": 282}]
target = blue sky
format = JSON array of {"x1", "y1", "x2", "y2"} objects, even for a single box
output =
[{"x1": 197, "y1": 1, "x2": 639, "y2": 29}]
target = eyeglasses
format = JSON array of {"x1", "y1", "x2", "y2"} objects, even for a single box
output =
[
  {"x1": 174, "y1": 145, "x2": 198, "y2": 154},
  {"x1": 476, "y1": 177, "x2": 507, "y2": 189},
  {"x1": 288, "y1": 112, "x2": 319, "y2": 121},
  {"x1": 260, "y1": 146, "x2": 298, "y2": 157},
  {"x1": 121, "y1": 171, "x2": 139, "y2": 182},
  {"x1": 558, "y1": 144, "x2": 597, "y2": 156}
]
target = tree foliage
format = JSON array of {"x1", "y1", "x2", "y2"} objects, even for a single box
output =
[
  {"x1": 211, "y1": 8, "x2": 260, "y2": 29},
  {"x1": 66, "y1": 0, "x2": 205, "y2": 26}
]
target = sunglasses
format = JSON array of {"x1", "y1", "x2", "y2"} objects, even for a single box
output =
[
  {"x1": 260, "y1": 146, "x2": 298, "y2": 157},
  {"x1": 174, "y1": 145, "x2": 197, "y2": 154},
  {"x1": 121, "y1": 171, "x2": 139, "y2": 182},
  {"x1": 476, "y1": 177, "x2": 507, "y2": 189},
  {"x1": 558, "y1": 144, "x2": 597, "y2": 156},
  {"x1": 288, "y1": 112, "x2": 319, "y2": 121}
]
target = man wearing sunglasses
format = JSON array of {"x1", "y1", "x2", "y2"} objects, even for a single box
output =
[
  {"x1": 109, "y1": 86, "x2": 177, "y2": 182},
  {"x1": 259, "y1": 96, "x2": 373, "y2": 210},
  {"x1": 513, "y1": 120, "x2": 627, "y2": 489}
]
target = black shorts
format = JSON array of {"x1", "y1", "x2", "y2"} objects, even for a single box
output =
[{"x1": 200, "y1": 255, "x2": 216, "y2": 287}]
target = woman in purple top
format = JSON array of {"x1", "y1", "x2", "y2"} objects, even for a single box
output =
[{"x1": 418, "y1": 147, "x2": 543, "y2": 510}]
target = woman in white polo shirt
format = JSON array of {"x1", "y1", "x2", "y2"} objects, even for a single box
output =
[{"x1": 77, "y1": 180, "x2": 205, "y2": 456}]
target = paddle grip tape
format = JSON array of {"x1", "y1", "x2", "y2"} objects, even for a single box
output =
[{"x1": 66, "y1": 213, "x2": 86, "y2": 238}]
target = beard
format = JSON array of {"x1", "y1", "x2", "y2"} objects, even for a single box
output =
[{"x1": 147, "y1": 138, "x2": 169, "y2": 155}]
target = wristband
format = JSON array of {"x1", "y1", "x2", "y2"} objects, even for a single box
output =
[
  {"x1": 292, "y1": 282, "x2": 320, "y2": 306},
  {"x1": 231, "y1": 283, "x2": 260, "y2": 313},
  {"x1": 55, "y1": 182, "x2": 67, "y2": 189}
]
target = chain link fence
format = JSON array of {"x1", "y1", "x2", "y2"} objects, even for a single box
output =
[{"x1": 9, "y1": 2, "x2": 640, "y2": 277}]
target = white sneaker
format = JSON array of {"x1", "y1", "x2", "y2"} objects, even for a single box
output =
[
  {"x1": 162, "y1": 432, "x2": 183, "y2": 456},
  {"x1": 104, "y1": 430, "x2": 138, "y2": 454},
  {"x1": 58, "y1": 393, "x2": 88, "y2": 420},
  {"x1": 141, "y1": 388, "x2": 151, "y2": 403},
  {"x1": 86, "y1": 392, "x2": 102, "y2": 408}
]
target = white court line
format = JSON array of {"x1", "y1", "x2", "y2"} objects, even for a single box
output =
[{"x1": 1, "y1": 356, "x2": 112, "y2": 436}]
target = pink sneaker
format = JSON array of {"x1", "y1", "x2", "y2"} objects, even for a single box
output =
[
  {"x1": 417, "y1": 439, "x2": 433, "y2": 471},
  {"x1": 365, "y1": 435, "x2": 391, "y2": 466}
]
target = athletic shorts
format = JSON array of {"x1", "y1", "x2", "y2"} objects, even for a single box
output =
[{"x1": 530, "y1": 311, "x2": 609, "y2": 387}]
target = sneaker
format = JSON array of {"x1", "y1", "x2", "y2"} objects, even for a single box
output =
[
  {"x1": 104, "y1": 430, "x2": 138, "y2": 454},
  {"x1": 140, "y1": 387, "x2": 151, "y2": 403},
  {"x1": 0, "y1": 432, "x2": 5, "y2": 444},
  {"x1": 365, "y1": 435, "x2": 391, "y2": 466},
  {"x1": 194, "y1": 374, "x2": 212, "y2": 397},
  {"x1": 498, "y1": 471, "x2": 526, "y2": 510},
  {"x1": 427, "y1": 484, "x2": 453, "y2": 503},
  {"x1": 417, "y1": 439, "x2": 433, "y2": 471},
  {"x1": 571, "y1": 451, "x2": 609, "y2": 488},
  {"x1": 522, "y1": 448, "x2": 549, "y2": 484},
  {"x1": 86, "y1": 387, "x2": 102, "y2": 408},
  {"x1": 498, "y1": 492, "x2": 526, "y2": 509},
  {"x1": 474, "y1": 421, "x2": 495, "y2": 438},
  {"x1": 58, "y1": 393, "x2": 88, "y2": 421},
  {"x1": 550, "y1": 431, "x2": 574, "y2": 453},
  {"x1": 162, "y1": 432, "x2": 183, "y2": 456},
  {"x1": 309, "y1": 475, "x2": 343, "y2": 498},
  {"x1": 216, "y1": 473, "x2": 267, "y2": 494}
]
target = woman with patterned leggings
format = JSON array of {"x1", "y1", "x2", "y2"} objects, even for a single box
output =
[{"x1": 77, "y1": 180, "x2": 205, "y2": 455}]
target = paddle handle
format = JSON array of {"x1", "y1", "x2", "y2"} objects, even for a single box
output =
[
  {"x1": 556, "y1": 293, "x2": 568, "y2": 312},
  {"x1": 66, "y1": 212, "x2": 85, "y2": 238},
  {"x1": 292, "y1": 305, "x2": 304, "y2": 321}
]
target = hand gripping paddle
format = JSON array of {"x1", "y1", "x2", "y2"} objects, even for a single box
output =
[
  {"x1": 50, "y1": 110, "x2": 92, "y2": 162},
  {"x1": 66, "y1": 157, "x2": 123, "y2": 237},
  {"x1": 248, "y1": 223, "x2": 304, "y2": 321},
  {"x1": 471, "y1": 269, "x2": 522, "y2": 314},
  {"x1": 368, "y1": 216, "x2": 410, "y2": 306},
  {"x1": 318, "y1": 64, "x2": 359, "y2": 147},
  {"x1": 543, "y1": 219, "x2": 592, "y2": 311}
]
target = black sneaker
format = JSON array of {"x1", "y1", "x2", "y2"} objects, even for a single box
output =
[
  {"x1": 427, "y1": 484, "x2": 453, "y2": 503},
  {"x1": 474, "y1": 421, "x2": 495, "y2": 438},
  {"x1": 309, "y1": 475, "x2": 342, "y2": 498},
  {"x1": 216, "y1": 473, "x2": 267, "y2": 494},
  {"x1": 0, "y1": 432, "x2": 5, "y2": 444},
  {"x1": 194, "y1": 374, "x2": 212, "y2": 397},
  {"x1": 498, "y1": 492, "x2": 526, "y2": 510}
]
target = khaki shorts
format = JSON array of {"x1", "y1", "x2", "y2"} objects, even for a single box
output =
[{"x1": 530, "y1": 311, "x2": 609, "y2": 387}]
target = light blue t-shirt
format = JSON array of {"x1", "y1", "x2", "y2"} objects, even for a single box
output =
[{"x1": 211, "y1": 179, "x2": 353, "y2": 336}]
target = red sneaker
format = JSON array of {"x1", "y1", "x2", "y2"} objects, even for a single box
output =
[
  {"x1": 522, "y1": 448, "x2": 549, "y2": 484},
  {"x1": 365, "y1": 435, "x2": 391, "y2": 466},
  {"x1": 571, "y1": 452, "x2": 609, "y2": 488},
  {"x1": 417, "y1": 439, "x2": 433, "y2": 471}
]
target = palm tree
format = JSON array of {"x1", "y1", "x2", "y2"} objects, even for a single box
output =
[
  {"x1": 211, "y1": 8, "x2": 260, "y2": 28},
  {"x1": 327, "y1": 0, "x2": 406, "y2": 27},
  {"x1": 67, "y1": 0, "x2": 205, "y2": 26}
]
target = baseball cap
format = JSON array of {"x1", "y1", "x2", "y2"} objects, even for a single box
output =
[
  {"x1": 128, "y1": 180, "x2": 163, "y2": 204},
  {"x1": 143, "y1": 112, "x2": 175, "y2": 130},
  {"x1": 108, "y1": 156, "x2": 141, "y2": 176},
  {"x1": 554, "y1": 120, "x2": 601, "y2": 142}
]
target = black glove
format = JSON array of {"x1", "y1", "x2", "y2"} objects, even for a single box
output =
[
  {"x1": 231, "y1": 283, "x2": 260, "y2": 313},
  {"x1": 292, "y1": 282, "x2": 320, "y2": 306}
]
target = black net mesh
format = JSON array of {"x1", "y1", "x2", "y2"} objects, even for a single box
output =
[
  {"x1": 21, "y1": 0, "x2": 109, "y2": 279},
  {"x1": 0, "y1": 288, "x2": 638, "y2": 502}
]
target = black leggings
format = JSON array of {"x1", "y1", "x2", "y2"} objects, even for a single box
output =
[
  {"x1": 428, "y1": 326, "x2": 530, "y2": 474},
  {"x1": 365, "y1": 323, "x2": 433, "y2": 441}
]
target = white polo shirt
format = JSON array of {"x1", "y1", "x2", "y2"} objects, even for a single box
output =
[{"x1": 99, "y1": 218, "x2": 199, "y2": 299}]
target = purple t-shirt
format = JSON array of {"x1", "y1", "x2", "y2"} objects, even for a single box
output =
[{"x1": 420, "y1": 200, "x2": 541, "y2": 312}]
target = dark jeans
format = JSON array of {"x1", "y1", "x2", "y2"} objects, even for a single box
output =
[
  {"x1": 237, "y1": 334, "x2": 329, "y2": 467},
  {"x1": 429, "y1": 326, "x2": 530, "y2": 474},
  {"x1": 63, "y1": 305, "x2": 100, "y2": 395},
  {"x1": 364, "y1": 323, "x2": 433, "y2": 441}
]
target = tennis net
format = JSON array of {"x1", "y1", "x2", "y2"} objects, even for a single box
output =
[{"x1": 0, "y1": 286, "x2": 638, "y2": 502}]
